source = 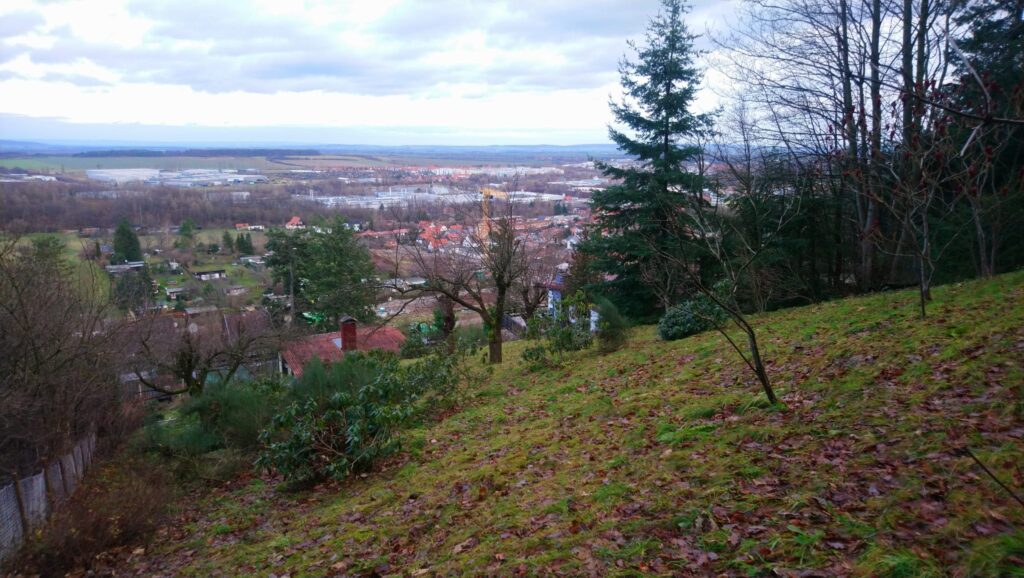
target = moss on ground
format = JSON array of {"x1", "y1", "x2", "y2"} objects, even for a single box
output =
[{"x1": 119, "y1": 272, "x2": 1024, "y2": 576}]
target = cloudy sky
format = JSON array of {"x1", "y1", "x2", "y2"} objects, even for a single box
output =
[{"x1": 0, "y1": 0, "x2": 735, "y2": 145}]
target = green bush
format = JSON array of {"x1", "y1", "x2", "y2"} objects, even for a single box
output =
[
  {"x1": 521, "y1": 342, "x2": 552, "y2": 370},
  {"x1": 594, "y1": 296, "x2": 628, "y2": 353},
  {"x1": 658, "y1": 294, "x2": 727, "y2": 341},
  {"x1": 455, "y1": 324, "x2": 488, "y2": 350},
  {"x1": 181, "y1": 379, "x2": 284, "y2": 450},
  {"x1": 525, "y1": 314, "x2": 548, "y2": 340},
  {"x1": 547, "y1": 290, "x2": 593, "y2": 353},
  {"x1": 400, "y1": 319, "x2": 443, "y2": 359},
  {"x1": 521, "y1": 291, "x2": 594, "y2": 368},
  {"x1": 141, "y1": 379, "x2": 286, "y2": 481},
  {"x1": 257, "y1": 351, "x2": 459, "y2": 484},
  {"x1": 143, "y1": 412, "x2": 219, "y2": 458}
]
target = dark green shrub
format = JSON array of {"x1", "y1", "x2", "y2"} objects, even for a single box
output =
[
  {"x1": 547, "y1": 290, "x2": 593, "y2": 353},
  {"x1": 257, "y1": 351, "x2": 459, "y2": 484},
  {"x1": 521, "y1": 291, "x2": 594, "y2": 369},
  {"x1": 521, "y1": 343, "x2": 552, "y2": 370},
  {"x1": 594, "y1": 296, "x2": 628, "y2": 353},
  {"x1": 143, "y1": 412, "x2": 219, "y2": 458},
  {"x1": 455, "y1": 324, "x2": 488, "y2": 349},
  {"x1": 141, "y1": 379, "x2": 286, "y2": 481},
  {"x1": 181, "y1": 379, "x2": 284, "y2": 450},
  {"x1": 525, "y1": 314, "x2": 549, "y2": 340},
  {"x1": 400, "y1": 319, "x2": 443, "y2": 359},
  {"x1": 658, "y1": 294, "x2": 727, "y2": 341}
]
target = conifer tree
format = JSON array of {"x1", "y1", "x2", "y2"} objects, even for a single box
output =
[
  {"x1": 580, "y1": 0, "x2": 714, "y2": 319},
  {"x1": 222, "y1": 230, "x2": 235, "y2": 254},
  {"x1": 112, "y1": 219, "x2": 142, "y2": 263}
]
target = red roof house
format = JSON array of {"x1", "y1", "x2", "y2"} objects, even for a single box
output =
[{"x1": 280, "y1": 317, "x2": 405, "y2": 377}]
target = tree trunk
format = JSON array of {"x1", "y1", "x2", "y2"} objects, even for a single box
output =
[
  {"x1": 745, "y1": 325, "x2": 777, "y2": 405},
  {"x1": 902, "y1": 0, "x2": 915, "y2": 146},
  {"x1": 839, "y1": 0, "x2": 870, "y2": 290},
  {"x1": 439, "y1": 296, "x2": 457, "y2": 354},
  {"x1": 488, "y1": 290, "x2": 507, "y2": 364},
  {"x1": 917, "y1": 208, "x2": 933, "y2": 318},
  {"x1": 864, "y1": 0, "x2": 883, "y2": 290},
  {"x1": 488, "y1": 326, "x2": 503, "y2": 364},
  {"x1": 969, "y1": 196, "x2": 993, "y2": 278}
]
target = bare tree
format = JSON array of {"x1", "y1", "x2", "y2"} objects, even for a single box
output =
[
  {"x1": 404, "y1": 193, "x2": 534, "y2": 364},
  {"x1": 650, "y1": 137, "x2": 801, "y2": 405},
  {"x1": 0, "y1": 236, "x2": 123, "y2": 475},
  {"x1": 512, "y1": 249, "x2": 560, "y2": 320},
  {"x1": 126, "y1": 309, "x2": 278, "y2": 397}
]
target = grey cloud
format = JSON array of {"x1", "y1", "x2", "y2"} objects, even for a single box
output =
[
  {"x1": 0, "y1": 10, "x2": 45, "y2": 38},
  {"x1": 9, "y1": 0, "x2": 727, "y2": 95},
  {"x1": 39, "y1": 72, "x2": 113, "y2": 86}
]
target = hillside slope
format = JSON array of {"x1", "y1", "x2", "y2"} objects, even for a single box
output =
[{"x1": 122, "y1": 273, "x2": 1023, "y2": 576}]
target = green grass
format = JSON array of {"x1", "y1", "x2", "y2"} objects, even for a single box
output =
[{"x1": 119, "y1": 271, "x2": 1024, "y2": 576}]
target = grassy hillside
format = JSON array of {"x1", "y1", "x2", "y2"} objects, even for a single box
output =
[{"x1": 120, "y1": 273, "x2": 1023, "y2": 576}]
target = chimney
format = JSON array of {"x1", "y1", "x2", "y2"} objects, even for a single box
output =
[{"x1": 340, "y1": 316, "x2": 357, "y2": 351}]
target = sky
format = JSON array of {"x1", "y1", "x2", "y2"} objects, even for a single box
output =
[{"x1": 0, "y1": 0, "x2": 736, "y2": 146}]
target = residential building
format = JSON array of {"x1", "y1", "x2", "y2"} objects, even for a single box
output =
[{"x1": 280, "y1": 317, "x2": 406, "y2": 377}]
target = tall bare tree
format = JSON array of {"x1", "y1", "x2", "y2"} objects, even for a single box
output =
[
  {"x1": 405, "y1": 193, "x2": 535, "y2": 364},
  {"x1": 126, "y1": 309, "x2": 278, "y2": 397},
  {"x1": 0, "y1": 236, "x2": 123, "y2": 475}
]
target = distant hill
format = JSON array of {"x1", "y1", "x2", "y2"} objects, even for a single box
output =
[
  {"x1": 72, "y1": 148, "x2": 322, "y2": 158},
  {"x1": 0, "y1": 140, "x2": 81, "y2": 154}
]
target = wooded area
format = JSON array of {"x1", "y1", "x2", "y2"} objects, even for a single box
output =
[{"x1": 584, "y1": 0, "x2": 1023, "y2": 323}]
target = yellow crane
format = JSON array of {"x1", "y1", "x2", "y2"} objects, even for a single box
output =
[{"x1": 478, "y1": 186, "x2": 509, "y2": 241}]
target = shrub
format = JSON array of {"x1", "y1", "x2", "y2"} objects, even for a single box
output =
[
  {"x1": 181, "y1": 378, "x2": 284, "y2": 450},
  {"x1": 525, "y1": 314, "x2": 549, "y2": 340},
  {"x1": 594, "y1": 296, "x2": 628, "y2": 353},
  {"x1": 400, "y1": 320, "x2": 441, "y2": 359},
  {"x1": 400, "y1": 331, "x2": 433, "y2": 359},
  {"x1": 658, "y1": 294, "x2": 727, "y2": 341},
  {"x1": 141, "y1": 379, "x2": 286, "y2": 480},
  {"x1": 521, "y1": 291, "x2": 594, "y2": 368},
  {"x1": 13, "y1": 456, "x2": 173, "y2": 576},
  {"x1": 546, "y1": 290, "x2": 593, "y2": 353},
  {"x1": 257, "y1": 351, "x2": 459, "y2": 484},
  {"x1": 455, "y1": 324, "x2": 488, "y2": 350},
  {"x1": 521, "y1": 342, "x2": 552, "y2": 370}
]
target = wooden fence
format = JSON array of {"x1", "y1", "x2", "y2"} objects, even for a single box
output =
[{"x1": 0, "y1": 433, "x2": 97, "y2": 567}]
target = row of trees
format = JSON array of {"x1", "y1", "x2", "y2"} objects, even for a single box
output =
[
  {"x1": 0, "y1": 184, "x2": 376, "y2": 233},
  {"x1": 587, "y1": 0, "x2": 1023, "y2": 323},
  {"x1": 577, "y1": 0, "x2": 1022, "y2": 402}
]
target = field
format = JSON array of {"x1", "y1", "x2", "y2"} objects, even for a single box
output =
[
  {"x1": 0, "y1": 151, "x2": 582, "y2": 173},
  {"x1": 110, "y1": 271, "x2": 1024, "y2": 576},
  {"x1": 0, "y1": 155, "x2": 294, "y2": 173}
]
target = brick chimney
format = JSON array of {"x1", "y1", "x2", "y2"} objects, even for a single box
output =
[{"x1": 340, "y1": 316, "x2": 357, "y2": 351}]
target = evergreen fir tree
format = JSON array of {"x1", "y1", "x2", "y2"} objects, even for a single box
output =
[
  {"x1": 579, "y1": 0, "x2": 714, "y2": 320},
  {"x1": 112, "y1": 219, "x2": 142, "y2": 263},
  {"x1": 222, "y1": 230, "x2": 235, "y2": 254},
  {"x1": 236, "y1": 233, "x2": 254, "y2": 255}
]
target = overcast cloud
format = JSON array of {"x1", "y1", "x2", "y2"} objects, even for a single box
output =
[{"x1": 0, "y1": 0, "x2": 736, "y2": 145}]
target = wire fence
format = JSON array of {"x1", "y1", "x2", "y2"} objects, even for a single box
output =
[{"x1": 0, "y1": 433, "x2": 96, "y2": 567}]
